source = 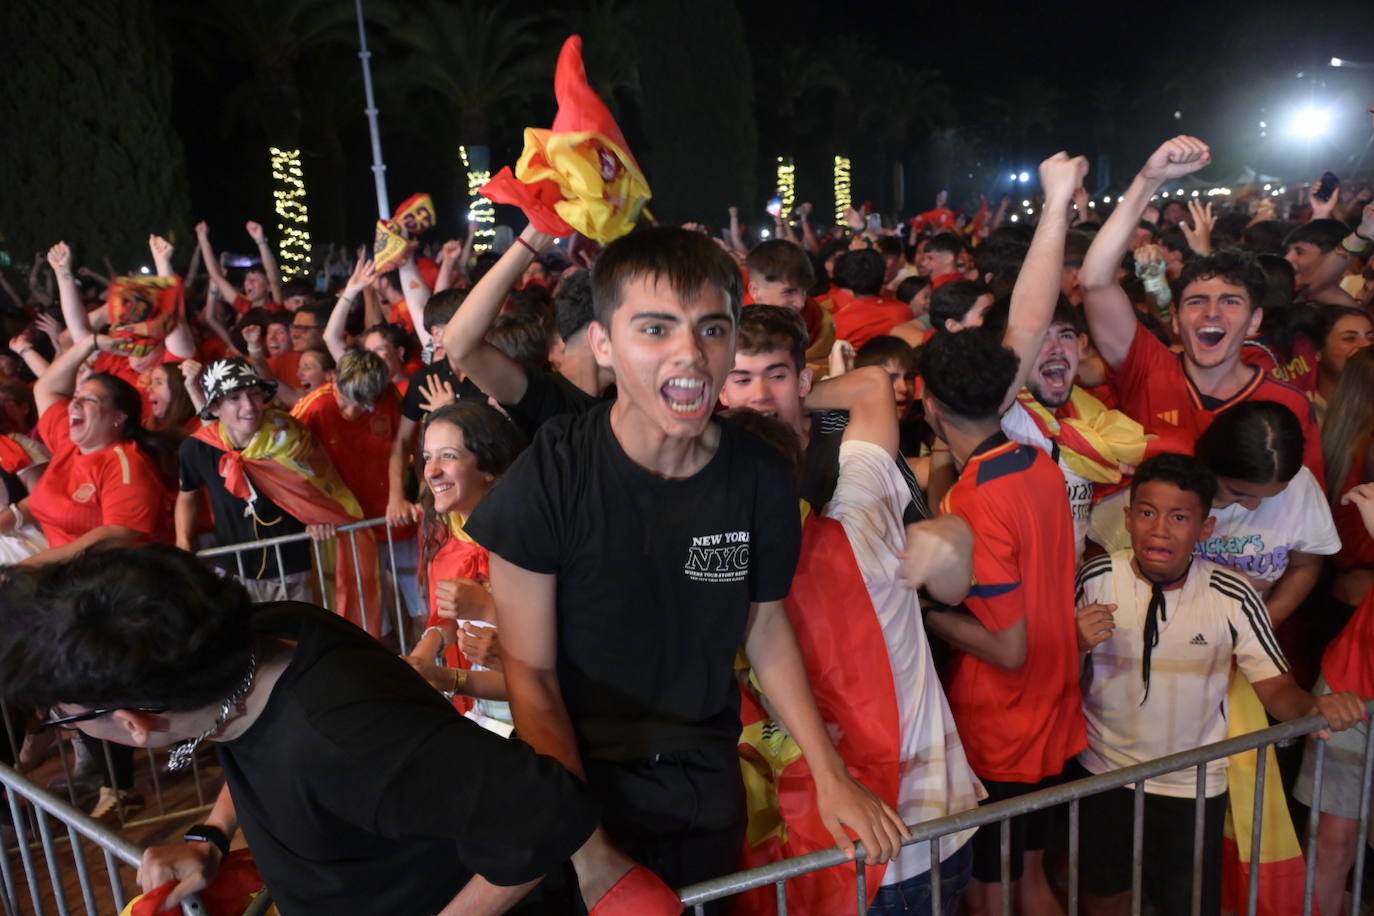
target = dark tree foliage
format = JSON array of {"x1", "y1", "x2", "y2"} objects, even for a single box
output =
[
  {"x1": 633, "y1": 0, "x2": 757, "y2": 224},
  {"x1": 0, "y1": 0, "x2": 190, "y2": 271}
]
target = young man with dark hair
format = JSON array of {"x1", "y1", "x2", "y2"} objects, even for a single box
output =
[
  {"x1": 831, "y1": 249, "x2": 915, "y2": 349},
  {"x1": 1080, "y1": 135, "x2": 1326, "y2": 485},
  {"x1": 1284, "y1": 217, "x2": 1368, "y2": 307},
  {"x1": 920, "y1": 152, "x2": 1091, "y2": 915},
  {"x1": 929, "y1": 280, "x2": 995, "y2": 335},
  {"x1": 1073, "y1": 453, "x2": 1364, "y2": 916},
  {"x1": 854, "y1": 335, "x2": 917, "y2": 421},
  {"x1": 918, "y1": 232, "x2": 966, "y2": 286},
  {"x1": 745, "y1": 239, "x2": 835, "y2": 376},
  {"x1": 466, "y1": 226, "x2": 907, "y2": 902},
  {"x1": 0, "y1": 545, "x2": 607, "y2": 915}
]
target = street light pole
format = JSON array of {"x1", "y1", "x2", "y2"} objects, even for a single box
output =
[{"x1": 355, "y1": 0, "x2": 390, "y2": 219}]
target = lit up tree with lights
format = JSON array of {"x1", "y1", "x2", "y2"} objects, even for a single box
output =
[
  {"x1": 776, "y1": 157, "x2": 796, "y2": 219},
  {"x1": 270, "y1": 148, "x2": 312, "y2": 276}
]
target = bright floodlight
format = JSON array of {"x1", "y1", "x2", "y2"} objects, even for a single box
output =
[
  {"x1": 760, "y1": 228, "x2": 771, "y2": 239},
  {"x1": 1018, "y1": 171, "x2": 1030, "y2": 182},
  {"x1": 1330, "y1": 57, "x2": 1343, "y2": 67},
  {"x1": 1290, "y1": 106, "x2": 1333, "y2": 138}
]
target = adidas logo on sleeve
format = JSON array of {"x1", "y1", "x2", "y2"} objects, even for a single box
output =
[{"x1": 1189, "y1": 633, "x2": 1207, "y2": 646}]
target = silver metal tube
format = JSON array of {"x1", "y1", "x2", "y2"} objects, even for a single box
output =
[
  {"x1": 385, "y1": 522, "x2": 408, "y2": 654},
  {"x1": 854, "y1": 854, "x2": 866, "y2": 913},
  {"x1": 776, "y1": 879, "x2": 787, "y2": 915},
  {"x1": 234, "y1": 545, "x2": 246, "y2": 583},
  {"x1": 929, "y1": 833, "x2": 942, "y2": 915},
  {"x1": 1068, "y1": 797, "x2": 1079, "y2": 916},
  {"x1": 8, "y1": 789, "x2": 43, "y2": 916},
  {"x1": 1247, "y1": 744, "x2": 1267, "y2": 916},
  {"x1": 35, "y1": 808, "x2": 70, "y2": 916},
  {"x1": 348, "y1": 530, "x2": 368, "y2": 632},
  {"x1": 104, "y1": 847, "x2": 126, "y2": 911},
  {"x1": 1131, "y1": 782, "x2": 1144, "y2": 916},
  {"x1": 313, "y1": 539, "x2": 328, "y2": 608},
  {"x1": 354, "y1": 0, "x2": 390, "y2": 218},
  {"x1": 274, "y1": 541, "x2": 288, "y2": 597},
  {"x1": 1303, "y1": 738, "x2": 1326, "y2": 916},
  {"x1": 1351, "y1": 720, "x2": 1374, "y2": 914},
  {"x1": 1192, "y1": 764, "x2": 1205, "y2": 916},
  {"x1": 68, "y1": 827, "x2": 98, "y2": 916},
  {"x1": 0, "y1": 812, "x2": 21, "y2": 914},
  {"x1": 1000, "y1": 818, "x2": 1011, "y2": 916}
]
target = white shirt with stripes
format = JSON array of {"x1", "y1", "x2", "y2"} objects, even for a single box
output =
[{"x1": 1074, "y1": 551, "x2": 1287, "y2": 798}]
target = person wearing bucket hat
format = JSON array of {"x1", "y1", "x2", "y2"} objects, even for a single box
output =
[{"x1": 176, "y1": 357, "x2": 383, "y2": 631}]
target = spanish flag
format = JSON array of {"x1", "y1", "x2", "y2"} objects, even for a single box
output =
[
  {"x1": 1219, "y1": 673, "x2": 1308, "y2": 916},
  {"x1": 193, "y1": 410, "x2": 382, "y2": 635},
  {"x1": 735, "y1": 512, "x2": 901, "y2": 915},
  {"x1": 481, "y1": 35, "x2": 651, "y2": 243}
]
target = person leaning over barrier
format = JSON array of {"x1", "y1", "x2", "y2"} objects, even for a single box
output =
[{"x1": 0, "y1": 546, "x2": 629, "y2": 915}]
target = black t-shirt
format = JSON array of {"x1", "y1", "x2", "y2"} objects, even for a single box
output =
[
  {"x1": 466, "y1": 402, "x2": 801, "y2": 760},
  {"x1": 400, "y1": 358, "x2": 486, "y2": 423},
  {"x1": 179, "y1": 437, "x2": 310, "y2": 579},
  {"x1": 220, "y1": 603, "x2": 598, "y2": 916},
  {"x1": 504, "y1": 369, "x2": 603, "y2": 438}
]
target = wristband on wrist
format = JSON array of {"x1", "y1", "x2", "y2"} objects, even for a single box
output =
[
  {"x1": 183, "y1": 824, "x2": 230, "y2": 858},
  {"x1": 1342, "y1": 235, "x2": 1369, "y2": 255},
  {"x1": 9, "y1": 504, "x2": 23, "y2": 528},
  {"x1": 450, "y1": 667, "x2": 468, "y2": 694},
  {"x1": 516, "y1": 236, "x2": 540, "y2": 257}
]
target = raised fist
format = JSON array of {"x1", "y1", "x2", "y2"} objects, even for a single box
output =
[{"x1": 1140, "y1": 136, "x2": 1212, "y2": 183}]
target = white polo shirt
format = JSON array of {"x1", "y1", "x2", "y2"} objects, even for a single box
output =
[{"x1": 1074, "y1": 551, "x2": 1287, "y2": 798}]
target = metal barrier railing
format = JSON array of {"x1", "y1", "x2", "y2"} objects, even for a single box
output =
[
  {"x1": 195, "y1": 515, "x2": 414, "y2": 655},
  {"x1": 1, "y1": 761, "x2": 205, "y2": 915},
  {"x1": 677, "y1": 700, "x2": 1374, "y2": 916}
]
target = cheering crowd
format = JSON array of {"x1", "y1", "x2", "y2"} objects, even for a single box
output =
[{"x1": 2, "y1": 132, "x2": 1374, "y2": 916}]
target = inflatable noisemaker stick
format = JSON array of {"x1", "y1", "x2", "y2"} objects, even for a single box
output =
[
  {"x1": 391, "y1": 193, "x2": 437, "y2": 237},
  {"x1": 481, "y1": 35, "x2": 651, "y2": 243}
]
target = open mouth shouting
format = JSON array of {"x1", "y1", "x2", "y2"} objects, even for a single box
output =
[
  {"x1": 1038, "y1": 358, "x2": 1072, "y2": 393},
  {"x1": 662, "y1": 376, "x2": 709, "y2": 418},
  {"x1": 1194, "y1": 326, "x2": 1227, "y2": 349}
]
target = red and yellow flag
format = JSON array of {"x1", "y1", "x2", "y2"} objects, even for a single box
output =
[
  {"x1": 482, "y1": 35, "x2": 651, "y2": 243},
  {"x1": 107, "y1": 275, "x2": 183, "y2": 359}
]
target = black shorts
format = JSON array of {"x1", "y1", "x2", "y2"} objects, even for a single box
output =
[
  {"x1": 1077, "y1": 782, "x2": 1226, "y2": 916},
  {"x1": 970, "y1": 768, "x2": 1068, "y2": 883}
]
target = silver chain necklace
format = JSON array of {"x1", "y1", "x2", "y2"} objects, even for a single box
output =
[{"x1": 166, "y1": 649, "x2": 257, "y2": 772}]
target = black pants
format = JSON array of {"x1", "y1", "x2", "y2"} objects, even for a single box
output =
[{"x1": 516, "y1": 746, "x2": 745, "y2": 915}]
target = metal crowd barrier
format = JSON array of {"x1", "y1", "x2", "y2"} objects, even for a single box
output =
[
  {"x1": 195, "y1": 515, "x2": 415, "y2": 655},
  {"x1": 677, "y1": 700, "x2": 1374, "y2": 916},
  {"x1": 1, "y1": 761, "x2": 205, "y2": 915}
]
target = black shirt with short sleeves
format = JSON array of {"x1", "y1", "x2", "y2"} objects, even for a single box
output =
[
  {"x1": 466, "y1": 402, "x2": 802, "y2": 761},
  {"x1": 503, "y1": 368, "x2": 604, "y2": 438},
  {"x1": 221, "y1": 602, "x2": 598, "y2": 916},
  {"x1": 178, "y1": 437, "x2": 310, "y2": 579},
  {"x1": 400, "y1": 358, "x2": 486, "y2": 424}
]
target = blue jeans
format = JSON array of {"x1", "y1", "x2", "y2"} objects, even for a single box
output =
[{"x1": 867, "y1": 842, "x2": 972, "y2": 916}]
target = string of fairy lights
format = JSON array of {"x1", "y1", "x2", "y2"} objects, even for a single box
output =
[
  {"x1": 459, "y1": 146, "x2": 496, "y2": 253},
  {"x1": 775, "y1": 156, "x2": 796, "y2": 219},
  {"x1": 268, "y1": 147, "x2": 311, "y2": 277},
  {"x1": 833, "y1": 156, "x2": 852, "y2": 224}
]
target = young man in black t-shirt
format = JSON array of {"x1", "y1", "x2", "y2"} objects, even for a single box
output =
[
  {"x1": 0, "y1": 546, "x2": 605, "y2": 915},
  {"x1": 467, "y1": 227, "x2": 909, "y2": 902}
]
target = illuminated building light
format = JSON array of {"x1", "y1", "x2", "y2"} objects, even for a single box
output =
[
  {"x1": 1009, "y1": 214, "x2": 1019, "y2": 222},
  {"x1": 776, "y1": 157, "x2": 796, "y2": 219},
  {"x1": 1009, "y1": 172, "x2": 1018, "y2": 181},
  {"x1": 459, "y1": 146, "x2": 496, "y2": 253},
  {"x1": 760, "y1": 228, "x2": 771, "y2": 239},
  {"x1": 833, "y1": 155, "x2": 852, "y2": 224},
  {"x1": 1088, "y1": 201, "x2": 1096, "y2": 208},
  {"x1": 1018, "y1": 171, "x2": 1030, "y2": 182},
  {"x1": 1191, "y1": 190, "x2": 1200, "y2": 197},
  {"x1": 269, "y1": 147, "x2": 312, "y2": 277},
  {"x1": 1103, "y1": 195, "x2": 1112, "y2": 204}
]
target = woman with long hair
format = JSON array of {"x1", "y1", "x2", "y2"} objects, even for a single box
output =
[
  {"x1": 404, "y1": 402, "x2": 527, "y2": 733},
  {"x1": 1320, "y1": 346, "x2": 1374, "y2": 607},
  {"x1": 146, "y1": 361, "x2": 198, "y2": 432}
]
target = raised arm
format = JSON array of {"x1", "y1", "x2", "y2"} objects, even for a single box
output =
[
  {"x1": 149, "y1": 234, "x2": 175, "y2": 279},
  {"x1": 434, "y1": 239, "x2": 462, "y2": 293},
  {"x1": 47, "y1": 242, "x2": 90, "y2": 344},
  {"x1": 804, "y1": 365, "x2": 898, "y2": 457},
  {"x1": 999, "y1": 151, "x2": 1088, "y2": 412},
  {"x1": 324, "y1": 255, "x2": 376, "y2": 363},
  {"x1": 398, "y1": 254, "x2": 433, "y2": 347},
  {"x1": 246, "y1": 222, "x2": 284, "y2": 304},
  {"x1": 1080, "y1": 136, "x2": 1212, "y2": 369},
  {"x1": 195, "y1": 222, "x2": 239, "y2": 302},
  {"x1": 443, "y1": 224, "x2": 553, "y2": 406},
  {"x1": 33, "y1": 333, "x2": 99, "y2": 418}
]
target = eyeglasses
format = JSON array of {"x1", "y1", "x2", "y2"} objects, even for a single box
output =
[{"x1": 42, "y1": 704, "x2": 168, "y2": 730}]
